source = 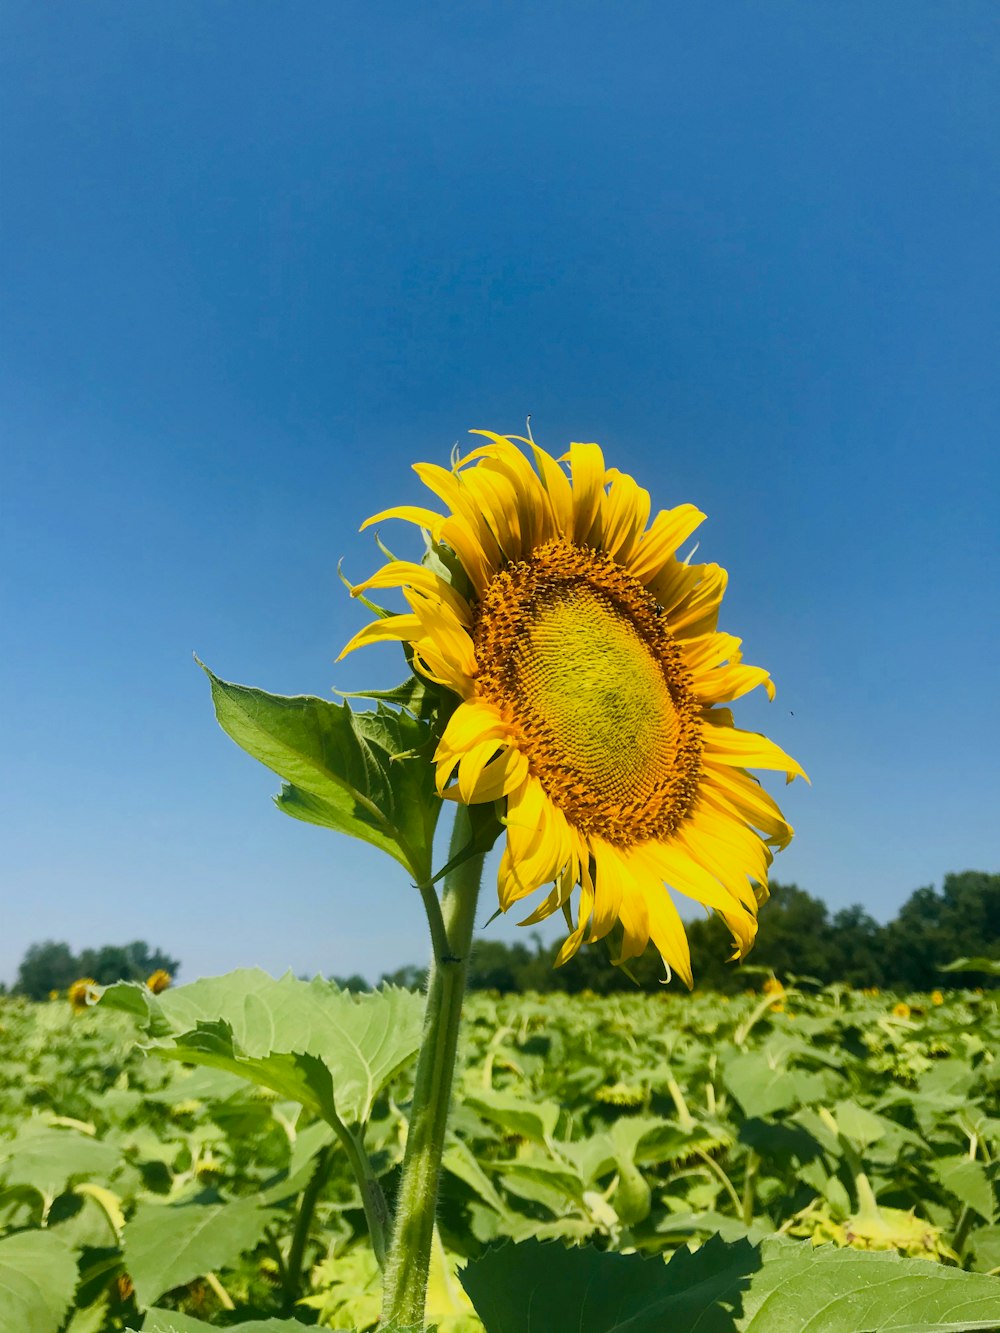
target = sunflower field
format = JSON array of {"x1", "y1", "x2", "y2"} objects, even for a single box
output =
[{"x1": 2, "y1": 974, "x2": 999, "y2": 1332}]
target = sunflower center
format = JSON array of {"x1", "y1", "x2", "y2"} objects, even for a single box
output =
[{"x1": 474, "y1": 539, "x2": 702, "y2": 844}]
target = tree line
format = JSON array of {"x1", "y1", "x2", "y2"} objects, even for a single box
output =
[
  {"x1": 7, "y1": 872, "x2": 996, "y2": 1000},
  {"x1": 8, "y1": 940, "x2": 180, "y2": 1000},
  {"x1": 369, "y1": 870, "x2": 999, "y2": 995}
]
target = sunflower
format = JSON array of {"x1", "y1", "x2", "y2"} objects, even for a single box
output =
[
  {"x1": 147, "y1": 968, "x2": 172, "y2": 994},
  {"x1": 341, "y1": 431, "x2": 806, "y2": 986},
  {"x1": 68, "y1": 977, "x2": 97, "y2": 1012}
]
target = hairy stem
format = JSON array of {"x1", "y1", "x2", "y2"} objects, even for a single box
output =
[{"x1": 379, "y1": 805, "x2": 485, "y2": 1328}]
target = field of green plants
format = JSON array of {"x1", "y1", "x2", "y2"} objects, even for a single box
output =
[{"x1": 2, "y1": 974, "x2": 999, "y2": 1333}]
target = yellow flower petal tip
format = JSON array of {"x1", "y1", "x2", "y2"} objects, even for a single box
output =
[{"x1": 344, "y1": 431, "x2": 805, "y2": 983}]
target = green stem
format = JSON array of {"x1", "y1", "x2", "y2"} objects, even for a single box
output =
[
  {"x1": 693, "y1": 1147, "x2": 743, "y2": 1216},
  {"x1": 283, "y1": 1142, "x2": 336, "y2": 1311},
  {"x1": 666, "y1": 1076, "x2": 694, "y2": 1132},
  {"x1": 330, "y1": 1119, "x2": 390, "y2": 1268},
  {"x1": 741, "y1": 1149, "x2": 758, "y2": 1227},
  {"x1": 379, "y1": 805, "x2": 485, "y2": 1328},
  {"x1": 952, "y1": 1204, "x2": 973, "y2": 1258}
]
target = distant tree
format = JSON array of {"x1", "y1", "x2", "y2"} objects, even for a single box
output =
[
  {"x1": 15, "y1": 941, "x2": 80, "y2": 999},
  {"x1": 884, "y1": 871, "x2": 1000, "y2": 989},
  {"x1": 380, "y1": 964, "x2": 428, "y2": 990},
  {"x1": 826, "y1": 905, "x2": 887, "y2": 988},
  {"x1": 331, "y1": 973, "x2": 371, "y2": 992},
  {"x1": 14, "y1": 939, "x2": 180, "y2": 999},
  {"x1": 340, "y1": 872, "x2": 1000, "y2": 998},
  {"x1": 76, "y1": 941, "x2": 180, "y2": 987},
  {"x1": 467, "y1": 939, "x2": 537, "y2": 993}
]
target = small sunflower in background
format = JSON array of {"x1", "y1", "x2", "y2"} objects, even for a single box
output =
[
  {"x1": 343, "y1": 431, "x2": 806, "y2": 986},
  {"x1": 892, "y1": 1001, "x2": 912, "y2": 1019},
  {"x1": 67, "y1": 978, "x2": 97, "y2": 1012},
  {"x1": 930, "y1": 989, "x2": 944, "y2": 1005},
  {"x1": 147, "y1": 968, "x2": 172, "y2": 994}
]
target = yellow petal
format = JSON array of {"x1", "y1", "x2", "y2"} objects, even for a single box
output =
[
  {"x1": 499, "y1": 778, "x2": 573, "y2": 907},
  {"x1": 642, "y1": 879, "x2": 693, "y2": 988},
  {"x1": 588, "y1": 840, "x2": 628, "y2": 942},
  {"x1": 600, "y1": 469, "x2": 651, "y2": 565},
  {"x1": 681, "y1": 632, "x2": 743, "y2": 673},
  {"x1": 698, "y1": 765, "x2": 795, "y2": 848},
  {"x1": 562, "y1": 442, "x2": 607, "y2": 545},
  {"x1": 668, "y1": 563, "x2": 729, "y2": 637},
  {"x1": 701, "y1": 715, "x2": 809, "y2": 783},
  {"x1": 692, "y1": 663, "x2": 775, "y2": 704},
  {"x1": 353, "y1": 561, "x2": 473, "y2": 627},
  {"x1": 529, "y1": 442, "x2": 575, "y2": 537},
  {"x1": 337, "y1": 614, "x2": 422, "y2": 661},
  {"x1": 554, "y1": 867, "x2": 595, "y2": 966},
  {"x1": 412, "y1": 462, "x2": 504, "y2": 574},
  {"x1": 360, "y1": 504, "x2": 444, "y2": 536},
  {"x1": 628, "y1": 504, "x2": 706, "y2": 583}
]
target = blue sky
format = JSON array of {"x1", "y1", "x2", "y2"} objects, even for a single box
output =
[{"x1": 2, "y1": 3, "x2": 998, "y2": 987}]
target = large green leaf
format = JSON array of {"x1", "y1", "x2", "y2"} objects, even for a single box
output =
[
  {"x1": 724, "y1": 1052, "x2": 828, "y2": 1119},
  {"x1": 940, "y1": 957, "x2": 1000, "y2": 975},
  {"x1": 139, "y1": 1319, "x2": 425, "y2": 1333},
  {"x1": 932, "y1": 1156, "x2": 998, "y2": 1223},
  {"x1": 100, "y1": 968, "x2": 423, "y2": 1127},
  {"x1": 463, "y1": 1088, "x2": 561, "y2": 1144},
  {"x1": 124, "y1": 1197, "x2": 275, "y2": 1308},
  {"x1": 0, "y1": 1230, "x2": 78, "y2": 1333},
  {"x1": 200, "y1": 663, "x2": 440, "y2": 881},
  {"x1": 140, "y1": 1312, "x2": 313, "y2": 1332},
  {"x1": 0, "y1": 1123, "x2": 122, "y2": 1198},
  {"x1": 461, "y1": 1235, "x2": 1000, "y2": 1332}
]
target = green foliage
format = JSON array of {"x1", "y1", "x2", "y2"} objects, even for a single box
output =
[
  {"x1": 141, "y1": 1314, "x2": 315, "y2": 1332},
  {"x1": 0, "y1": 1229, "x2": 78, "y2": 1333},
  {"x1": 124, "y1": 1198, "x2": 277, "y2": 1308},
  {"x1": 201, "y1": 662, "x2": 442, "y2": 883},
  {"x1": 462, "y1": 1234, "x2": 1000, "y2": 1332},
  {"x1": 2, "y1": 980, "x2": 999, "y2": 1330},
  {"x1": 100, "y1": 967, "x2": 424, "y2": 1127},
  {"x1": 14, "y1": 939, "x2": 180, "y2": 999}
]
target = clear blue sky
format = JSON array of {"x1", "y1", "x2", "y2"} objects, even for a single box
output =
[{"x1": 2, "y1": 3, "x2": 998, "y2": 987}]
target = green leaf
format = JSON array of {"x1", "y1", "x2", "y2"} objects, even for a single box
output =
[
  {"x1": 461, "y1": 1234, "x2": 1000, "y2": 1332},
  {"x1": 100, "y1": 968, "x2": 423, "y2": 1127},
  {"x1": 200, "y1": 662, "x2": 440, "y2": 881},
  {"x1": 940, "y1": 957, "x2": 1000, "y2": 975},
  {"x1": 462, "y1": 1233, "x2": 755, "y2": 1332},
  {"x1": 335, "y1": 673, "x2": 433, "y2": 713},
  {"x1": 0, "y1": 1123, "x2": 122, "y2": 1198},
  {"x1": 832, "y1": 1099, "x2": 895, "y2": 1149},
  {"x1": 464, "y1": 1088, "x2": 561, "y2": 1144},
  {"x1": 141, "y1": 1312, "x2": 312, "y2": 1332},
  {"x1": 443, "y1": 1139, "x2": 509, "y2": 1215},
  {"x1": 65, "y1": 1294, "x2": 111, "y2": 1333},
  {"x1": 724, "y1": 1052, "x2": 828, "y2": 1119},
  {"x1": 493, "y1": 1157, "x2": 587, "y2": 1211},
  {"x1": 932, "y1": 1156, "x2": 998, "y2": 1223},
  {"x1": 0, "y1": 1230, "x2": 78, "y2": 1333},
  {"x1": 967, "y1": 1224, "x2": 1000, "y2": 1273},
  {"x1": 124, "y1": 1196, "x2": 275, "y2": 1308}
]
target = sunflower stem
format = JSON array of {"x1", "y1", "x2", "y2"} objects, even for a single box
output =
[{"x1": 379, "y1": 805, "x2": 485, "y2": 1329}]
